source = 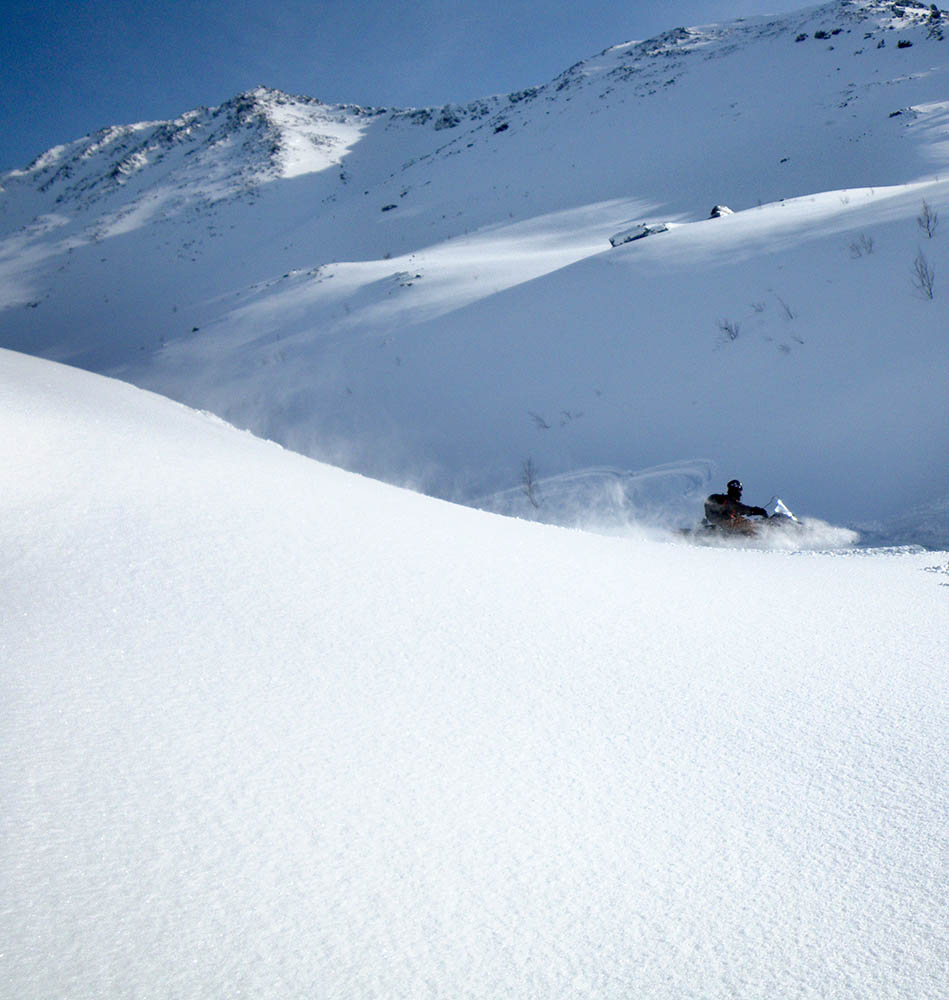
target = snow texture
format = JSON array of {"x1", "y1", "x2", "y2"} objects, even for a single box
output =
[
  {"x1": 2, "y1": 7, "x2": 949, "y2": 990},
  {"x1": 1, "y1": 2, "x2": 948, "y2": 543},
  {"x1": 2, "y1": 349, "x2": 947, "y2": 999}
]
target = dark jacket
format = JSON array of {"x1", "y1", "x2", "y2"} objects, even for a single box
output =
[{"x1": 704, "y1": 493, "x2": 768, "y2": 525}]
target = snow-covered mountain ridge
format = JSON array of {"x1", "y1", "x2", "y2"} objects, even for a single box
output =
[
  {"x1": 2, "y1": 0, "x2": 948, "y2": 542},
  {"x1": 7, "y1": 1, "x2": 945, "y2": 212}
]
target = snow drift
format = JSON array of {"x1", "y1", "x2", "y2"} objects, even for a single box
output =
[
  {"x1": 2, "y1": 347, "x2": 946, "y2": 999},
  {"x1": 2, "y1": 1, "x2": 948, "y2": 544}
]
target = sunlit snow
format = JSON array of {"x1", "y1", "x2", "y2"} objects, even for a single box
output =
[
  {"x1": 2, "y1": 4, "x2": 949, "y2": 994},
  {"x1": 2, "y1": 348, "x2": 946, "y2": 999}
]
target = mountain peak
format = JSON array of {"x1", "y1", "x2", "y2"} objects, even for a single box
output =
[{"x1": 2, "y1": 86, "x2": 386, "y2": 211}]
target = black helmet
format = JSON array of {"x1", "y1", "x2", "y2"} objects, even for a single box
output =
[{"x1": 726, "y1": 479, "x2": 742, "y2": 495}]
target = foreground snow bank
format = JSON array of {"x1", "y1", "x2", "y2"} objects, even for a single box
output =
[{"x1": 2, "y1": 349, "x2": 946, "y2": 999}]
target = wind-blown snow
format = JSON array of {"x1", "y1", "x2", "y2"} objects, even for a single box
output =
[{"x1": 2, "y1": 347, "x2": 946, "y2": 999}]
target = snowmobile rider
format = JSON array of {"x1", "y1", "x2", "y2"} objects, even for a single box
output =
[{"x1": 704, "y1": 479, "x2": 768, "y2": 527}]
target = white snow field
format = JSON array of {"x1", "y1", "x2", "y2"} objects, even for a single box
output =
[
  {"x1": 2, "y1": 3, "x2": 949, "y2": 993},
  {"x1": 2, "y1": 0, "x2": 949, "y2": 542},
  {"x1": 2, "y1": 347, "x2": 947, "y2": 999}
]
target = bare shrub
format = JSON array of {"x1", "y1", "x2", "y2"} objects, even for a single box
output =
[
  {"x1": 774, "y1": 294, "x2": 796, "y2": 320},
  {"x1": 528, "y1": 411, "x2": 550, "y2": 430},
  {"x1": 522, "y1": 458, "x2": 542, "y2": 509},
  {"x1": 849, "y1": 234, "x2": 875, "y2": 257},
  {"x1": 718, "y1": 318, "x2": 741, "y2": 341},
  {"x1": 912, "y1": 249, "x2": 935, "y2": 299},
  {"x1": 917, "y1": 200, "x2": 939, "y2": 239}
]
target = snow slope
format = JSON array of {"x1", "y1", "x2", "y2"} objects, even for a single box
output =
[
  {"x1": 1, "y1": 0, "x2": 948, "y2": 542},
  {"x1": 2, "y1": 348, "x2": 947, "y2": 999}
]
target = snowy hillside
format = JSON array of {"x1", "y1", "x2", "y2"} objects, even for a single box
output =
[
  {"x1": 2, "y1": 347, "x2": 946, "y2": 999},
  {"x1": 1, "y1": 0, "x2": 948, "y2": 542}
]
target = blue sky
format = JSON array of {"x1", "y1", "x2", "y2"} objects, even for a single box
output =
[{"x1": 1, "y1": 1, "x2": 803, "y2": 170}]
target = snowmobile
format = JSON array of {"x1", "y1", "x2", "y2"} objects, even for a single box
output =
[{"x1": 682, "y1": 497, "x2": 804, "y2": 543}]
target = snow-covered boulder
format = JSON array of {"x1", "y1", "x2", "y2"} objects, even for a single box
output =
[
  {"x1": 609, "y1": 222, "x2": 669, "y2": 247},
  {"x1": 709, "y1": 204, "x2": 734, "y2": 217}
]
